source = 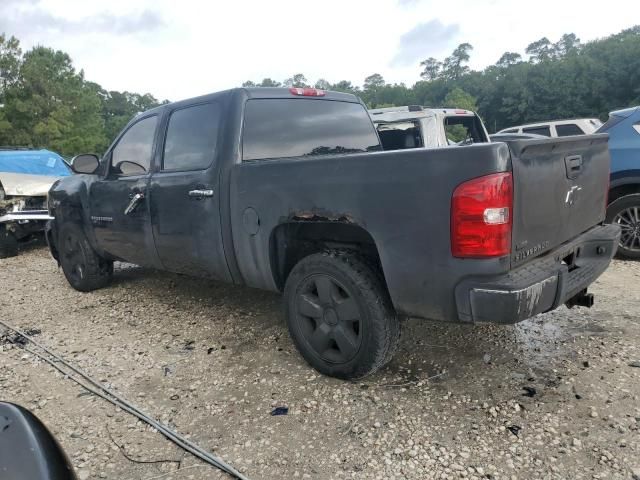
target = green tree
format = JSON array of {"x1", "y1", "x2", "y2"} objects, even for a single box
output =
[
  {"x1": 442, "y1": 43, "x2": 473, "y2": 80},
  {"x1": 444, "y1": 87, "x2": 478, "y2": 111},
  {"x1": 1, "y1": 46, "x2": 106, "y2": 155},
  {"x1": 0, "y1": 34, "x2": 21, "y2": 97},
  {"x1": 496, "y1": 52, "x2": 522, "y2": 68},
  {"x1": 314, "y1": 78, "x2": 331, "y2": 90},
  {"x1": 526, "y1": 37, "x2": 554, "y2": 62},
  {"x1": 284, "y1": 74, "x2": 309, "y2": 88},
  {"x1": 554, "y1": 33, "x2": 581, "y2": 57},
  {"x1": 0, "y1": 34, "x2": 22, "y2": 139},
  {"x1": 363, "y1": 73, "x2": 386, "y2": 90},
  {"x1": 331, "y1": 80, "x2": 359, "y2": 94},
  {"x1": 419, "y1": 57, "x2": 442, "y2": 81},
  {"x1": 99, "y1": 90, "x2": 163, "y2": 147},
  {"x1": 259, "y1": 78, "x2": 280, "y2": 87}
]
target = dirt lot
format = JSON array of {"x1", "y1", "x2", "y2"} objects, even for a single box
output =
[{"x1": 1, "y1": 242, "x2": 639, "y2": 480}]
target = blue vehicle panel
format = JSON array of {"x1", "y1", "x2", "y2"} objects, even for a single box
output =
[
  {"x1": 0, "y1": 149, "x2": 71, "y2": 177},
  {"x1": 598, "y1": 106, "x2": 640, "y2": 181}
]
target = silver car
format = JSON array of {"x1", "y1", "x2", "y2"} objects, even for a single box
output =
[{"x1": 0, "y1": 148, "x2": 72, "y2": 258}]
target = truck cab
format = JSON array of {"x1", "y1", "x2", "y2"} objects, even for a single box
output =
[{"x1": 369, "y1": 105, "x2": 490, "y2": 150}]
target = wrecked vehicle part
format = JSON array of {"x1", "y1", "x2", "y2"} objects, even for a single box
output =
[
  {"x1": 0, "y1": 150, "x2": 70, "y2": 256},
  {"x1": 0, "y1": 320, "x2": 251, "y2": 480},
  {"x1": 0, "y1": 223, "x2": 19, "y2": 258}
]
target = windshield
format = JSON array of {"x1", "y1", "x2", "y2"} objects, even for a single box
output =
[
  {"x1": 596, "y1": 114, "x2": 626, "y2": 133},
  {"x1": 0, "y1": 150, "x2": 72, "y2": 177}
]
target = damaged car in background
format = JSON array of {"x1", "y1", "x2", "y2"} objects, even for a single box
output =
[{"x1": 0, "y1": 149, "x2": 72, "y2": 258}]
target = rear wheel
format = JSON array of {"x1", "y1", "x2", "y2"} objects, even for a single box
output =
[
  {"x1": 606, "y1": 194, "x2": 640, "y2": 260},
  {"x1": 0, "y1": 225, "x2": 18, "y2": 259},
  {"x1": 58, "y1": 223, "x2": 113, "y2": 291},
  {"x1": 284, "y1": 251, "x2": 400, "y2": 379}
]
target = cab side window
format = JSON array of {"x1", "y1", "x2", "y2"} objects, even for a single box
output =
[
  {"x1": 162, "y1": 103, "x2": 221, "y2": 171},
  {"x1": 556, "y1": 123, "x2": 584, "y2": 136},
  {"x1": 111, "y1": 116, "x2": 158, "y2": 176},
  {"x1": 523, "y1": 125, "x2": 551, "y2": 137}
]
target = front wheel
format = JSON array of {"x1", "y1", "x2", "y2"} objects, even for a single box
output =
[
  {"x1": 58, "y1": 223, "x2": 114, "y2": 291},
  {"x1": 284, "y1": 251, "x2": 400, "y2": 380},
  {"x1": 0, "y1": 225, "x2": 18, "y2": 259},
  {"x1": 606, "y1": 193, "x2": 640, "y2": 260}
]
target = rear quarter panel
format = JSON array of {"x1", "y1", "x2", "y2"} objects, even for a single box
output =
[{"x1": 229, "y1": 143, "x2": 511, "y2": 321}]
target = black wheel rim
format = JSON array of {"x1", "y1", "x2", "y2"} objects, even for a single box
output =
[
  {"x1": 62, "y1": 233, "x2": 86, "y2": 284},
  {"x1": 614, "y1": 206, "x2": 640, "y2": 252},
  {"x1": 295, "y1": 274, "x2": 363, "y2": 364}
]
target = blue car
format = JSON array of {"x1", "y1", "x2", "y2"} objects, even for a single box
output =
[{"x1": 598, "y1": 106, "x2": 640, "y2": 259}]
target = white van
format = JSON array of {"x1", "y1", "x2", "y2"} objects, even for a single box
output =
[{"x1": 498, "y1": 118, "x2": 602, "y2": 137}]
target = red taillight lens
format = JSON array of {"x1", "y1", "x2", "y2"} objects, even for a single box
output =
[
  {"x1": 451, "y1": 172, "x2": 513, "y2": 258},
  {"x1": 289, "y1": 87, "x2": 326, "y2": 97}
]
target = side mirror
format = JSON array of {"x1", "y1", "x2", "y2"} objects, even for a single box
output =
[
  {"x1": 70, "y1": 154, "x2": 100, "y2": 174},
  {"x1": 0, "y1": 402, "x2": 76, "y2": 479}
]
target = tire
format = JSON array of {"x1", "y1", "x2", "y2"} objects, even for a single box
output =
[
  {"x1": 58, "y1": 222, "x2": 113, "y2": 291},
  {"x1": 284, "y1": 251, "x2": 400, "y2": 380},
  {"x1": 606, "y1": 193, "x2": 640, "y2": 260},
  {"x1": 0, "y1": 225, "x2": 18, "y2": 259}
]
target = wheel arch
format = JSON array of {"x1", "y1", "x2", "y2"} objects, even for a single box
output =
[
  {"x1": 609, "y1": 174, "x2": 640, "y2": 205},
  {"x1": 269, "y1": 220, "x2": 388, "y2": 293}
]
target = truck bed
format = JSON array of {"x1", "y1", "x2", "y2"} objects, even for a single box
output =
[{"x1": 230, "y1": 136, "x2": 616, "y2": 323}]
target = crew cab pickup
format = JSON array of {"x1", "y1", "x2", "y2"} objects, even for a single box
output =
[{"x1": 47, "y1": 87, "x2": 620, "y2": 379}]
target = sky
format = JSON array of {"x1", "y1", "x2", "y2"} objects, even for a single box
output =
[{"x1": 1, "y1": 0, "x2": 639, "y2": 102}]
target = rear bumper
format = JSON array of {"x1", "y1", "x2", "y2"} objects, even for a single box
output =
[{"x1": 455, "y1": 224, "x2": 620, "y2": 324}]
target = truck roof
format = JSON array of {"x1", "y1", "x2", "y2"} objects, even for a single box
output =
[
  {"x1": 141, "y1": 88, "x2": 361, "y2": 118},
  {"x1": 499, "y1": 118, "x2": 601, "y2": 132},
  {"x1": 368, "y1": 105, "x2": 477, "y2": 123}
]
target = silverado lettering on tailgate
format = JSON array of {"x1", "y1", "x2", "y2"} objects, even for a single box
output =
[{"x1": 513, "y1": 240, "x2": 550, "y2": 263}]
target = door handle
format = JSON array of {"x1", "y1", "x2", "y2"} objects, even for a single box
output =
[
  {"x1": 124, "y1": 192, "x2": 145, "y2": 215},
  {"x1": 188, "y1": 189, "x2": 214, "y2": 199},
  {"x1": 565, "y1": 155, "x2": 582, "y2": 179}
]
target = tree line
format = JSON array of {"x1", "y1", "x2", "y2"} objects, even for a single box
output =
[
  {"x1": 1, "y1": 26, "x2": 639, "y2": 157},
  {"x1": 0, "y1": 34, "x2": 166, "y2": 157},
  {"x1": 244, "y1": 26, "x2": 640, "y2": 133}
]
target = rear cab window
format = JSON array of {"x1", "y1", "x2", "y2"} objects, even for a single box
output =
[
  {"x1": 522, "y1": 125, "x2": 551, "y2": 137},
  {"x1": 242, "y1": 99, "x2": 381, "y2": 161}
]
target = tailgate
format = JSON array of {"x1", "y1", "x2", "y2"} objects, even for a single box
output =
[{"x1": 509, "y1": 134, "x2": 609, "y2": 267}]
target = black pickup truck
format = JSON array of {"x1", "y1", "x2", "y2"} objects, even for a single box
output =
[{"x1": 47, "y1": 87, "x2": 620, "y2": 379}]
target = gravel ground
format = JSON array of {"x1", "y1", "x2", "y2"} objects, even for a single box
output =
[{"x1": 1, "y1": 241, "x2": 639, "y2": 480}]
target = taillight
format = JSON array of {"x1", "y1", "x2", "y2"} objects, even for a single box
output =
[
  {"x1": 451, "y1": 172, "x2": 513, "y2": 258},
  {"x1": 289, "y1": 87, "x2": 325, "y2": 97}
]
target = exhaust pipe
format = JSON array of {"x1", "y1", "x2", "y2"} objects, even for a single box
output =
[{"x1": 565, "y1": 289, "x2": 594, "y2": 309}]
